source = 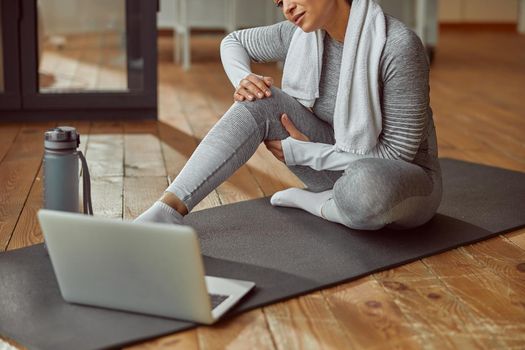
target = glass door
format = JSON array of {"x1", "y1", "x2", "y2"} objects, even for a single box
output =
[
  {"x1": 0, "y1": 0, "x2": 22, "y2": 110},
  {"x1": 0, "y1": 0, "x2": 158, "y2": 120}
]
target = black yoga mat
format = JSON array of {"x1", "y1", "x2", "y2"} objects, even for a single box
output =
[{"x1": 1, "y1": 159, "x2": 524, "y2": 350}]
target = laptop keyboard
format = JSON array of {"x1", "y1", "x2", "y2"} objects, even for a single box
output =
[{"x1": 209, "y1": 293, "x2": 230, "y2": 309}]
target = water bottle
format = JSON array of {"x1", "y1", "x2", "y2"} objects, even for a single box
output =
[{"x1": 43, "y1": 126, "x2": 93, "y2": 215}]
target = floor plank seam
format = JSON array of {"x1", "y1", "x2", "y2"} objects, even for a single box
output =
[
  {"x1": 500, "y1": 234, "x2": 525, "y2": 253},
  {"x1": 260, "y1": 308, "x2": 279, "y2": 350},
  {"x1": 5, "y1": 159, "x2": 44, "y2": 252},
  {"x1": 0, "y1": 126, "x2": 22, "y2": 165},
  {"x1": 319, "y1": 289, "x2": 360, "y2": 349}
]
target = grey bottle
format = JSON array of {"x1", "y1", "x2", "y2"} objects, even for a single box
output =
[{"x1": 43, "y1": 126, "x2": 93, "y2": 215}]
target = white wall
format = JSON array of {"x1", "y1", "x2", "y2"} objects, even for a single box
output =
[{"x1": 439, "y1": 0, "x2": 519, "y2": 23}]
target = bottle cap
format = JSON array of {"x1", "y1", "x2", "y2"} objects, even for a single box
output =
[{"x1": 44, "y1": 126, "x2": 80, "y2": 150}]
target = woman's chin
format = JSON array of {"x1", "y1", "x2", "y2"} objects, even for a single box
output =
[{"x1": 296, "y1": 22, "x2": 315, "y2": 32}]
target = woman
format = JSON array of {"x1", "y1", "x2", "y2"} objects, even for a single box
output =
[{"x1": 135, "y1": 0, "x2": 442, "y2": 230}]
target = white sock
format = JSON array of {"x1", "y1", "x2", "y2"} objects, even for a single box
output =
[
  {"x1": 270, "y1": 188, "x2": 334, "y2": 218},
  {"x1": 133, "y1": 201, "x2": 184, "y2": 225}
]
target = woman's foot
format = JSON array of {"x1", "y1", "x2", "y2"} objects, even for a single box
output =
[
  {"x1": 270, "y1": 188, "x2": 348, "y2": 226},
  {"x1": 270, "y1": 188, "x2": 334, "y2": 218},
  {"x1": 133, "y1": 201, "x2": 184, "y2": 225}
]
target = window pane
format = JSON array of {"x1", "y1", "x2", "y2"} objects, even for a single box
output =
[{"x1": 37, "y1": 0, "x2": 143, "y2": 93}]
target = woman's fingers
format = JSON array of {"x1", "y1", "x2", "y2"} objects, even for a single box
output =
[
  {"x1": 239, "y1": 79, "x2": 258, "y2": 99},
  {"x1": 246, "y1": 75, "x2": 272, "y2": 97},
  {"x1": 240, "y1": 78, "x2": 266, "y2": 100},
  {"x1": 267, "y1": 148, "x2": 284, "y2": 162},
  {"x1": 265, "y1": 140, "x2": 282, "y2": 150},
  {"x1": 275, "y1": 149, "x2": 284, "y2": 161},
  {"x1": 233, "y1": 92, "x2": 245, "y2": 102},
  {"x1": 264, "y1": 140, "x2": 285, "y2": 162},
  {"x1": 233, "y1": 86, "x2": 252, "y2": 101},
  {"x1": 263, "y1": 76, "x2": 274, "y2": 87},
  {"x1": 236, "y1": 87, "x2": 256, "y2": 101},
  {"x1": 234, "y1": 74, "x2": 274, "y2": 102},
  {"x1": 281, "y1": 114, "x2": 310, "y2": 142}
]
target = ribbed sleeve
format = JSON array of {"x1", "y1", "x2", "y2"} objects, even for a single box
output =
[{"x1": 220, "y1": 21, "x2": 296, "y2": 87}]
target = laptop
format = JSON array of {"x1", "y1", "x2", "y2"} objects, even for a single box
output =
[{"x1": 37, "y1": 209, "x2": 255, "y2": 325}]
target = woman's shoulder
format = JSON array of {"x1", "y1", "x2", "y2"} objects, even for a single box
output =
[
  {"x1": 381, "y1": 14, "x2": 428, "y2": 71},
  {"x1": 383, "y1": 14, "x2": 426, "y2": 56}
]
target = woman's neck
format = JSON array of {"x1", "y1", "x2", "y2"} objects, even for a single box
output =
[{"x1": 323, "y1": 1, "x2": 351, "y2": 43}]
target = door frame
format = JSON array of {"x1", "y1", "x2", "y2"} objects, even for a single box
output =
[{"x1": 0, "y1": 0, "x2": 22, "y2": 110}]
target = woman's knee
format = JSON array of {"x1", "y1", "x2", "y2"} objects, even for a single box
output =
[{"x1": 236, "y1": 86, "x2": 285, "y2": 125}]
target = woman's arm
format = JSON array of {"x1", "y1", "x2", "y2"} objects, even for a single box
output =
[
  {"x1": 220, "y1": 21, "x2": 296, "y2": 88},
  {"x1": 282, "y1": 25, "x2": 430, "y2": 171}
]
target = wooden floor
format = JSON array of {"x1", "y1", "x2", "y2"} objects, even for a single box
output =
[{"x1": 1, "y1": 28, "x2": 525, "y2": 349}]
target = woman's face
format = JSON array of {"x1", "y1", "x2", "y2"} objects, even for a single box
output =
[{"x1": 274, "y1": 0, "x2": 338, "y2": 32}]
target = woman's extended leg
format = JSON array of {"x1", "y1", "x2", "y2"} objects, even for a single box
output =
[{"x1": 134, "y1": 87, "x2": 342, "y2": 223}]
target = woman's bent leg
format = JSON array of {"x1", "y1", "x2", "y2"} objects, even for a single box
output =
[
  {"x1": 167, "y1": 87, "x2": 341, "y2": 213},
  {"x1": 322, "y1": 158, "x2": 442, "y2": 230}
]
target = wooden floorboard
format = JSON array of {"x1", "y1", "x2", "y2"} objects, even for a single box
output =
[
  {"x1": 0, "y1": 123, "x2": 55, "y2": 251},
  {"x1": 322, "y1": 277, "x2": 423, "y2": 349},
  {"x1": 0, "y1": 124, "x2": 21, "y2": 164},
  {"x1": 374, "y1": 261, "x2": 493, "y2": 349},
  {"x1": 1, "y1": 28, "x2": 525, "y2": 349},
  {"x1": 423, "y1": 249, "x2": 525, "y2": 348}
]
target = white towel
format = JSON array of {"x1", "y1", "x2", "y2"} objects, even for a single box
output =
[{"x1": 281, "y1": 0, "x2": 386, "y2": 154}]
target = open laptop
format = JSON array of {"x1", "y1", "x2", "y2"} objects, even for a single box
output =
[{"x1": 37, "y1": 209, "x2": 255, "y2": 325}]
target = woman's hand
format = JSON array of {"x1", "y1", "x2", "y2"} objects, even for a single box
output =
[
  {"x1": 265, "y1": 114, "x2": 310, "y2": 162},
  {"x1": 234, "y1": 74, "x2": 274, "y2": 102}
]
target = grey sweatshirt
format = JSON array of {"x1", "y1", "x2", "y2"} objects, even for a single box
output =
[{"x1": 220, "y1": 15, "x2": 433, "y2": 171}]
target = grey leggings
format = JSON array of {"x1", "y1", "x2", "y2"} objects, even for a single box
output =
[{"x1": 168, "y1": 87, "x2": 442, "y2": 230}]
